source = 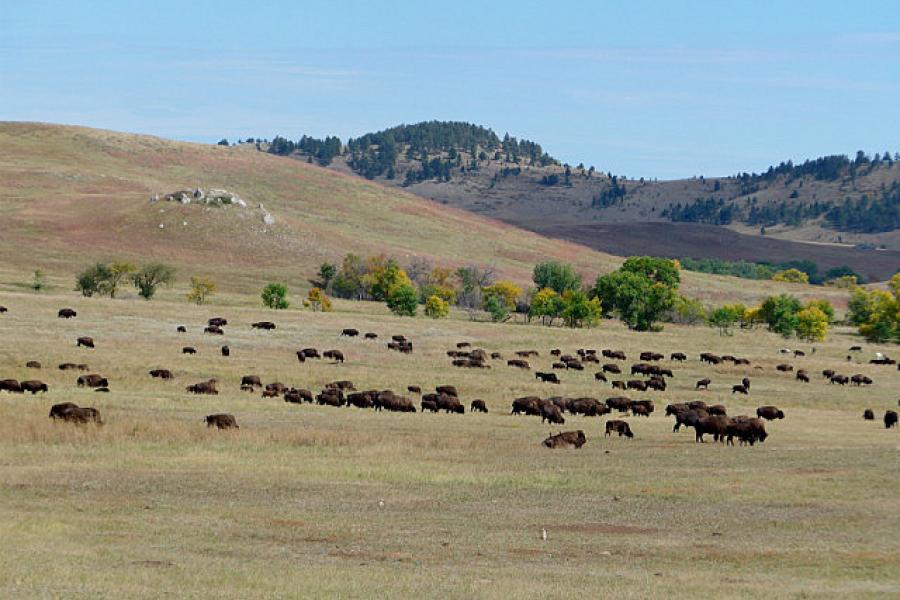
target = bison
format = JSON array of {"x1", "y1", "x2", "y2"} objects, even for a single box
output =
[
  {"x1": 507, "y1": 359, "x2": 530, "y2": 369},
  {"x1": 670, "y1": 352, "x2": 687, "y2": 361},
  {"x1": 605, "y1": 396, "x2": 632, "y2": 413},
  {"x1": 251, "y1": 321, "x2": 276, "y2": 330},
  {"x1": 694, "y1": 415, "x2": 729, "y2": 443},
  {"x1": 26, "y1": 361, "x2": 41, "y2": 369},
  {"x1": 536, "y1": 372, "x2": 560, "y2": 384},
  {"x1": 204, "y1": 325, "x2": 224, "y2": 335},
  {"x1": 58, "y1": 308, "x2": 77, "y2": 319},
  {"x1": 731, "y1": 384, "x2": 749, "y2": 395},
  {"x1": 186, "y1": 380, "x2": 218, "y2": 395},
  {"x1": 407, "y1": 385, "x2": 422, "y2": 395},
  {"x1": 149, "y1": 369, "x2": 174, "y2": 380},
  {"x1": 341, "y1": 328, "x2": 359, "y2": 337},
  {"x1": 863, "y1": 409, "x2": 875, "y2": 420},
  {"x1": 542, "y1": 430, "x2": 587, "y2": 449},
  {"x1": 19, "y1": 380, "x2": 48, "y2": 394},
  {"x1": 796, "y1": 370, "x2": 810, "y2": 383},
  {"x1": 176, "y1": 325, "x2": 187, "y2": 333},
  {"x1": 182, "y1": 347, "x2": 197, "y2": 355},
  {"x1": 284, "y1": 389, "x2": 314, "y2": 404},
  {"x1": 76, "y1": 336, "x2": 94, "y2": 348},
  {"x1": 364, "y1": 332, "x2": 378, "y2": 340},
  {"x1": 708, "y1": 404, "x2": 728, "y2": 416},
  {"x1": 221, "y1": 345, "x2": 230, "y2": 357},
  {"x1": 756, "y1": 406, "x2": 785, "y2": 420},
  {"x1": 540, "y1": 402, "x2": 565, "y2": 424},
  {"x1": 605, "y1": 420, "x2": 634, "y2": 438},
  {"x1": 470, "y1": 399, "x2": 488, "y2": 413},
  {"x1": 726, "y1": 417, "x2": 768, "y2": 446},
  {"x1": 511, "y1": 396, "x2": 542, "y2": 416},
  {"x1": 50, "y1": 403, "x2": 102, "y2": 424},
  {"x1": 851, "y1": 374, "x2": 872, "y2": 386},
  {"x1": 241, "y1": 375, "x2": 261, "y2": 388},
  {"x1": 0, "y1": 379, "x2": 23, "y2": 393},
  {"x1": 776, "y1": 363, "x2": 793, "y2": 372},
  {"x1": 885, "y1": 410, "x2": 898, "y2": 429},
  {"x1": 208, "y1": 317, "x2": 228, "y2": 327},
  {"x1": 323, "y1": 350, "x2": 345, "y2": 363},
  {"x1": 77, "y1": 374, "x2": 108, "y2": 388},
  {"x1": 695, "y1": 378, "x2": 711, "y2": 390},
  {"x1": 206, "y1": 414, "x2": 239, "y2": 429}
]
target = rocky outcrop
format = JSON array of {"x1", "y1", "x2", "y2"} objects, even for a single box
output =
[{"x1": 151, "y1": 188, "x2": 247, "y2": 208}]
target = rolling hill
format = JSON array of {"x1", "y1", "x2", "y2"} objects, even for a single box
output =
[{"x1": 254, "y1": 122, "x2": 900, "y2": 282}]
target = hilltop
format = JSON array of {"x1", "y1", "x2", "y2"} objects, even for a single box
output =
[{"x1": 250, "y1": 122, "x2": 900, "y2": 281}]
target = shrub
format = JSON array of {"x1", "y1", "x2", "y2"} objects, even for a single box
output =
[
  {"x1": 709, "y1": 304, "x2": 745, "y2": 336},
  {"x1": 75, "y1": 263, "x2": 112, "y2": 297},
  {"x1": 560, "y1": 290, "x2": 602, "y2": 328},
  {"x1": 261, "y1": 283, "x2": 290, "y2": 310},
  {"x1": 306, "y1": 287, "x2": 332, "y2": 312},
  {"x1": 772, "y1": 268, "x2": 809, "y2": 284},
  {"x1": 131, "y1": 263, "x2": 175, "y2": 300},
  {"x1": 795, "y1": 307, "x2": 829, "y2": 341},
  {"x1": 529, "y1": 287, "x2": 564, "y2": 325},
  {"x1": 424, "y1": 295, "x2": 450, "y2": 319},
  {"x1": 187, "y1": 277, "x2": 216, "y2": 305},
  {"x1": 31, "y1": 269, "x2": 46, "y2": 292},
  {"x1": 483, "y1": 295, "x2": 508, "y2": 322}
]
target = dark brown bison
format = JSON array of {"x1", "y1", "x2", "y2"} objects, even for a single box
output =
[
  {"x1": 694, "y1": 415, "x2": 729, "y2": 443},
  {"x1": 364, "y1": 332, "x2": 378, "y2": 340},
  {"x1": 515, "y1": 350, "x2": 539, "y2": 358},
  {"x1": 731, "y1": 384, "x2": 749, "y2": 395},
  {"x1": 323, "y1": 350, "x2": 345, "y2": 363},
  {"x1": 187, "y1": 380, "x2": 218, "y2": 395},
  {"x1": 391, "y1": 335, "x2": 408, "y2": 342},
  {"x1": 830, "y1": 374, "x2": 849, "y2": 385},
  {"x1": 670, "y1": 352, "x2": 687, "y2": 361},
  {"x1": 208, "y1": 317, "x2": 228, "y2": 327},
  {"x1": 507, "y1": 359, "x2": 530, "y2": 369},
  {"x1": 252, "y1": 321, "x2": 276, "y2": 330},
  {"x1": 536, "y1": 372, "x2": 560, "y2": 384},
  {"x1": 602, "y1": 350, "x2": 626, "y2": 361},
  {"x1": 284, "y1": 389, "x2": 314, "y2": 404},
  {"x1": 241, "y1": 375, "x2": 261, "y2": 388},
  {"x1": 631, "y1": 404, "x2": 650, "y2": 417},
  {"x1": 708, "y1": 404, "x2": 728, "y2": 416},
  {"x1": 376, "y1": 392, "x2": 416, "y2": 413},
  {"x1": 26, "y1": 361, "x2": 41, "y2": 369},
  {"x1": 602, "y1": 363, "x2": 622, "y2": 374},
  {"x1": 695, "y1": 378, "x2": 711, "y2": 390},
  {"x1": 265, "y1": 382, "x2": 287, "y2": 396},
  {"x1": 776, "y1": 363, "x2": 793, "y2": 372},
  {"x1": 885, "y1": 410, "x2": 898, "y2": 429},
  {"x1": 204, "y1": 325, "x2": 224, "y2": 335},
  {"x1": 435, "y1": 385, "x2": 458, "y2": 397},
  {"x1": 796, "y1": 370, "x2": 809, "y2": 383},
  {"x1": 511, "y1": 396, "x2": 542, "y2": 416},
  {"x1": 0, "y1": 379, "x2": 23, "y2": 393},
  {"x1": 58, "y1": 308, "x2": 77, "y2": 319},
  {"x1": 206, "y1": 414, "x2": 238, "y2": 429},
  {"x1": 700, "y1": 352, "x2": 721, "y2": 364},
  {"x1": 540, "y1": 401, "x2": 565, "y2": 424},
  {"x1": 299, "y1": 348, "x2": 321, "y2": 359},
  {"x1": 490, "y1": 352, "x2": 502, "y2": 360},
  {"x1": 19, "y1": 380, "x2": 48, "y2": 394},
  {"x1": 725, "y1": 417, "x2": 768, "y2": 446},
  {"x1": 221, "y1": 345, "x2": 230, "y2": 357},
  {"x1": 640, "y1": 351, "x2": 664, "y2": 361},
  {"x1": 665, "y1": 402, "x2": 688, "y2": 416},
  {"x1": 849, "y1": 345, "x2": 862, "y2": 352},
  {"x1": 851, "y1": 374, "x2": 872, "y2": 386},
  {"x1": 316, "y1": 390, "x2": 344, "y2": 406},
  {"x1": 688, "y1": 400, "x2": 708, "y2": 412},
  {"x1": 50, "y1": 403, "x2": 102, "y2": 424},
  {"x1": 182, "y1": 347, "x2": 197, "y2": 355},
  {"x1": 470, "y1": 399, "x2": 488, "y2": 413},
  {"x1": 565, "y1": 360, "x2": 584, "y2": 371},
  {"x1": 605, "y1": 420, "x2": 634, "y2": 438},
  {"x1": 646, "y1": 377, "x2": 667, "y2": 391},
  {"x1": 611, "y1": 380, "x2": 626, "y2": 390},
  {"x1": 741, "y1": 377, "x2": 750, "y2": 390},
  {"x1": 0, "y1": 306, "x2": 6, "y2": 313},
  {"x1": 570, "y1": 398, "x2": 609, "y2": 417},
  {"x1": 77, "y1": 374, "x2": 108, "y2": 388},
  {"x1": 627, "y1": 380, "x2": 647, "y2": 392},
  {"x1": 673, "y1": 408, "x2": 708, "y2": 432},
  {"x1": 456, "y1": 342, "x2": 471, "y2": 348},
  {"x1": 345, "y1": 391, "x2": 374, "y2": 409},
  {"x1": 176, "y1": 325, "x2": 187, "y2": 333},
  {"x1": 149, "y1": 368, "x2": 173, "y2": 380},
  {"x1": 594, "y1": 372, "x2": 608, "y2": 382},
  {"x1": 437, "y1": 394, "x2": 464, "y2": 414},
  {"x1": 76, "y1": 336, "x2": 94, "y2": 348},
  {"x1": 605, "y1": 396, "x2": 632, "y2": 413},
  {"x1": 407, "y1": 385, "x2": 422, "y2": 395},
  {"x1": 822, "y1": 369, "x2": 835, "y2": 379},
  {"x1": 756, "y1": 406, "x2": 785, "y2": 420},
  {"x1": 341, "y1": 328, "x2": 359, "y2": 337},
  {"x1": 543, "y1": 430, "x2": 587, "y2": 449},
  {"x1": 420, "y1": 398, "x2": 439, "y2": 413},
  {"x1": 863, "y1": 409, "x2": 875, "y2": 420}
]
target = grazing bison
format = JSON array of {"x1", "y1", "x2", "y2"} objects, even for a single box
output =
[
  {"x1": 822, "y1": 369, "x2": 835, "y2": 379},
  {"x1": 323, "y1": 350, "x2": 345, "y2": 363},
  {"x1": 456, "y1": 342, "x2": 471, "y2": 349},
  {"x1": 796, "y1": 370, "x2": 809, "y2": 383},
  {"x1": 26, "y1": 361, "x2": 41, "y2": 369},
  {"x1": 543, "y1": 430, "x2": 587, "y2": 449},
  {"x1": 208, "y1": 317, "x2": 228, "y2": 327},
  {"x1": 206, "y1": 414, "x2": 239, "y2": 430},
  {"x1": 436, "y1": 394, "x2": 464, "y2": 414},
  {"x1": 221, "y1": 345, "x2": 230, "y2": 357},
  {"x1": 594, "y1": 372, "x2": 608, "y2": 383},
  {"x1": 507, "y1": 359, "x2": 530, "y2": 369},
  {"x1": 605, "y1": 420, "x2": 634, "y2": 439},
  {"x1": 725, "y1": 417, "x2": 768, "y2": 446},
  {"x1": 176, "y1": 325, "x2": 187, "y2": 333},
  {"x1": 58, "y1": 308, "x2": 77, "y2": 319},
  {"x1": 284, "y1": 389, "x2": 314, "y2": 404},
  {"x1": 570, "y1": 398, "x2": 608, "y2": 417},
  {"x1": 420, "y1": 398, "x2": 439, "y2": 413},
  {"x1": 0, "y1": 379, "x2": 23, "y2": 393},
  {"x1": 756, "y1": 406, "x2": 785, "y2": 420},
  {"x1": 666, "y1": 402, "x2": 688, "y2": 417},
  {"x1": 830, "y1": 374, "x2": 849, "y2": 385},
  {"x1": 863, "y1": 409, "x2": 875, "y2": 421},
  {"x1": 696, "y1": 378, "x2": 711, "y2": 390},
  {"x1": 540, "y1": 401, "x2": 565, "y2": 424},
  {"x1": 536, "y1": 371, "x2": 560, "y2": 384},
  {"x1": 252, "y1": 321, "x2": 276, "y2": 330},
  {"x1": 605, "y1": 396, "x2": 632, "y2": 413},
  {"x1": 511, "y1": 396, "x2": 542, "y2": 416},
  {"x1": 849, "y1": 345, "x2": 862, "y2": 352},
  {"x1": 344, "y1": 391, "x2": 374, "y2": 409},
  {"x1": 603, "y1": 350, "x2": 626, "y2": 361},
  {"x1": 885, "y1": 410, "x2": 898, "y2": 429},
  {"x1": 19, "y1": 380, "x2": 48, "y2": 394},
  {"x1": 149, "y1": 369, "x2": 173, "y2": 380},
  {"x1": 435, "y1": 385, "x2": 458, "y2": 397},
  {"x1": 77, "y1": 374, "x2": 108, "y2": 388},
  {"x1": 186, "y1": 380, "x2": 219, "y2": 395},
  {"x1": 670, "y1": 352, "x2": 687, "y2": 361},
  {"x1": 688, "y1": 400, "x2": 708, "y2": 412},
  {"x1": 731, "y1": 384, "x2": 749, "y2": 395},
  {"x1": 341, "y1": 328, "x2": 359, "y2": 337},
  {"x1": 182, "y1": 347, "x2": 197, "y2": 355},
  {"x1": 851, "y1": 374, "x2": 873, "y2": 386},
  {"x1": 673, "y1": 409, "x2": 708, "y2": 432},
  {"x1": 299, "y1": 348, "x2": 321, "y2": 359},
  {"x1": 0, "y1": 306, "x2": 6, "y2": 313},
  {"x1": 407, "y1": 385, "x2": 422, "y2": 395},
  {"x1": 707, "y1": 404, "x2": 728, "y2": 416},
  {"x1": 631, "y1": 404, "x2": 651, "y2": 417},
  {"x1": 470, "y1": 399, "x2": 488, "y2": 413},
  {"x1": 59, "y1": 363, "x2": 80, "y2": 371},
  {"x1": 490, "y1": 352, "x2": 503, "y2": 360},
  {"x1": 700, "y1": 352, "x2": 721, "y2": 365},
  {"x1": 627, "y1": 380, "x2": 647, "y2": 392},
  {"x1": 376, "y1": 393, "x2": 416, "y2": 413},
  {"x1": 50, "y1": 403, "x2": 102, "y2": 424},
  {"x1": 646, "y1": 377, "x2": 667, "y2": 392},
  {"x1": 241, "y1": 375, "x2": 262, "y2": 388},
  {"x1": 776, "y1": 363, "x2": 793, "y2": 372},
  {"x1": 76, "y1": 337, "x2": 94, "y2": 348},
  {"x1": 364, "y1": 332, "x2": 378, "y2": 340},
  {"x1": 204, "y1": 325, "x2": 224, "y2": 335},
  {"x1": 265, "y1": 382, "x2": 287, "y2": 396},
  {"x1": 602, "y1": 363, "x2": 622, "y2": 374}
]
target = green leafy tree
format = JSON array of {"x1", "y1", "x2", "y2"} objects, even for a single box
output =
[
  {"x1": 532, "y1": 261, "x2": 582, "y2": 294},
  {"x1": 261, "y1": 282, "x2": 290, "y2": 310},
  {"x1": 593, "y1": 269, "x2": 678, "y2": 331},
  {"x1": 332, "y1": 253, "x2": 366, "y2": 299},
  {"x1": 529, "y1": 287, "x2": 564, "y2": 325},
  {"x1": 483, "y1": 294, "x2": 508, "y2": 322},
  {"x1": 131, "y1": 263, "x2": 175, "y2": 300},
  {"x1": 804, "y1": 299, "x2": 835, "y2": 323},
  {"x1": 759, "y1": 294, "x2": 802, "y2": 337},
  {"x1": 668, "y1": 295, "x2": 708, "y2": 325},
  {"x1": 709, "y1": 305, "x2": 743, "y2": 336},
  {"x1": 317, "y1": 262, "x2": 337, "y2": 290},
  {"x1": 620, "y1": 256, "x2": 681, "y2": 288},
  {"x1": 75, "y1": 263, "x2": 112, "y2": 297},
  {"x1": 386, "y1": 283, "x2": 418, "y2": 316},
  {"x1": 102, "y1": 262, "x2": 137, "y2": 298},
  {"x1": 424, "y1": 295, "x2": 450, "y2": 319},
  {"x1": 187, "y1": 276, "x2": 216, "y2": 305}
]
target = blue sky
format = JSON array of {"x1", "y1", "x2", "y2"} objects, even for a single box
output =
[{"x1": 2, "y1": 1, "x2": 899, "y2": 178}]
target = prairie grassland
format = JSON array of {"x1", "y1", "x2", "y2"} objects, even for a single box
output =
[{"x1": 0, "y1": 287, "x2": 898, "y2": 599}]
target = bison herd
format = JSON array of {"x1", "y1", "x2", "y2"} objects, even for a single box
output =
[{"x1": 1, "y1": 305, "x2": 897, "y2": 453}]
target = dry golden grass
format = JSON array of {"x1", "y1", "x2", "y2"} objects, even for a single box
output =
[{"x1": 1, "y1": 283, "x2": 899, "y2": 599}]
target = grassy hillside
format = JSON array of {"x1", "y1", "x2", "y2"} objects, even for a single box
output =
[
  {"x1": 0, "y1": 286, "x2": 898, "y2": 598},
  {"x1": 0, "y1": 122, "x2": 855, "y2": 308}
]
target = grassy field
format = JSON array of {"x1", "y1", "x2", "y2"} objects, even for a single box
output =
[{"x1": 1, "y1": 285, "x2": 898, "y2": 599}]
